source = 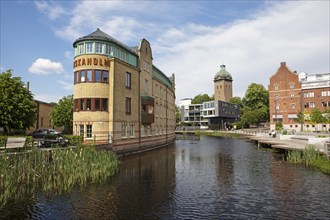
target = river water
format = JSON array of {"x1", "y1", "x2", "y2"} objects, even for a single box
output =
[{"x1": 1, "y1": 135, "x2": 330, "y2": 219}]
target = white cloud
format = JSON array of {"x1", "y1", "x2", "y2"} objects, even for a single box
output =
[
  {"x1": 29, "y1": 58, "x2": 64, "y2": 75},
  {"x1": 46, "y1": 1, "x2": 329, "y2": 103},
  {"x1": 154, "y1": 1, "x2": 329, "y2": 101},
  {"x1": 57, "y1": 80, "x2": 73, "y2": 91},
  {"x1": 34, "y1": 94, "x2": 61, "y2": 103},
  {"x1": 35, "y1": 1, "x2": 66, "y2": 20}
]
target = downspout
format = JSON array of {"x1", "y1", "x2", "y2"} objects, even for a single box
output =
[
  {"x1": 166, "y1": 86, "x2": 168, "y2": 142},
  {"x1": 138, "y1": 70, "x2": 141, "y2": 148}
]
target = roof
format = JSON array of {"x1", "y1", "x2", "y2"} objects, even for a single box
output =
[
  {"x1": 214, "y1": 64, "x2": 233, "y2": 81},
  {"x1": 73, "y1": 28, "x2": 137, "y2": 55}
]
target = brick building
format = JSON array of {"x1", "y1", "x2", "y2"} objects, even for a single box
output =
[
  {"x1": 268, "y1": 62, "x2": 330, "y2": 132},
  {"x1": 73, "y1": 29, "x2": 176, "y2": 152}
]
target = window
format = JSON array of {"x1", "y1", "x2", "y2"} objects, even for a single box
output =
[
  {"x1": 105, "y1": 45, "x2": 112, "y2": 54},
  {"x1": 322, "y1": 101, "x2": 328, "y2": 107},
  {"x1": 290, "y1": 93, "x2": 295, "y2": 98},
  {"x1": 86, "y1": 125, "x2": 92, "y2": 138},
  {"x1": 95, "y1": 99, "x2": 100, "y2": 110},
  {"x1": 290, "y1": 104, "x2": 295, "y2": 109},
  {"x1": 274, "y1": 95, "x2": 279, "y2": 100},
  {"x1": 86, "y1": 43, "x2": 93, "y2": 53},
  {"x1": 310, "y1": 102, "x2": 315, "y2": 108},
  {"x1": 78, "y1": 44, "x2": 84, "y2": 54},
  {"x1": 275, "y1": 104, "x2": 279, "y2": 110},
  {"x1": 80, "y1": 99, "x2": 85, "y2": 110},
  {"x1": 102, "y1": 99, "x2": 108, "y2": 111},
  {"x1": 126, "y1": 72, "x2": 131, "y2": 88},
  {"x1": 95, "y1": 43, "x2": 103, "y2": 53},
  {"x1": 103, "y1": 71, "x2": 108, "y2": 82},
  {"x1": 274, "y1": 84, "x2": 279, "y2": 90},
  {"x1": 321, "y1": 91, "x2": 330, "y2": 96},
  {"x1": 125, "y1": 97, "x2": 131, "y2": 114},
  {"x1": 86, "y1": 70, "x2": 92, "y2": 82},
  {"x1": 86, "y1": 99, "x2": 91, "y2": 110},
  {"x1": 95, "y1": 70, "x2": 101, "y2": 82},
  {"x1": 144, "y1": 79, "x2": 148, "y2": 93},
  {"x1": 304, "y1": 102, "x2": 309, "y2": 108},
  {"x1": 289, "y1": 83, "x2": 295, "y2": 89},
  {"x1": 74, "y1": 99, "x2": 79, "y2": 111},
  {"x1": 304, "y1": 92, "x2": 314, "y2": 98},
  {"x1": 75, "y1": 71, "x2": 80, "y2": 84},
  {"x1": 121, "y1": 123, "x2": 127, "y2": 138},
  {"x1": 80, "y1": 125, "x2": 84, "y2": 137},
  {"x1": 80, "y1": 70, "x2": 85, "y2": 82},
  {"x1": 129, "y1": 123, "x2": 135, "y2": 137}
]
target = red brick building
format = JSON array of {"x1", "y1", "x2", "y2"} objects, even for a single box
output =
[{"x1": 269, "y1": 62, "x2": 330, "y2": 132}]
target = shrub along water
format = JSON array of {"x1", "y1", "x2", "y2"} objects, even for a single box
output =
[
  {"x1": 0, "y1": 145, "x2": 119, "y2": 207},
  {"x1": 286, "y1": 144, "x2": 330, "y2": 174}
]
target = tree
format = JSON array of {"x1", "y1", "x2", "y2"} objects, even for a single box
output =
[
  {"x1": 0, "y1": 70, "x2": 37, "y2": 133},
  {"x1": 228, "y1": 96, "x2": 243, "y2": 108},
  {"x1": 175, "y1": 105, "x2": 181, "y2": 123},
  {"x1": 242, "y1": 83, "x2": 269, "y2": 123},
  {"x1": 50, "y1": 95, "x2": 73, "y2": 133},
  {"x1": 191, "y1": 94, "x2": 213, "y2": 104},
  {"x1": 309, "y1": 108, "x2": 326, "y2": 131}
]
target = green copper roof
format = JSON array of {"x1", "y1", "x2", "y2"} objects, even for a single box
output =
[{"x1": 214, "y1": 64, "x2": 232, "y2": 81}]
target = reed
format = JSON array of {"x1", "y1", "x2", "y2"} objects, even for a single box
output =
[
  {"x1": 0, "y1": 145, "x2": 119, "y2": 207},
  {"x1": 286, "y1": 144, "x2": 330, "y2": 174}
]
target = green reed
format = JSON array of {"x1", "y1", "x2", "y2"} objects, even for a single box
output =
[
  {"x1": 286, "y1": 144, "x2": 330, "y2": 174},
  {"x1": 0, "y1": 145, "x2": 119, "y2": 207}
]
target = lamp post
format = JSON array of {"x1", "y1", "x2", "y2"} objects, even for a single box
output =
[{"x1": 299, "y1": 92, "x2": 304, "y2": 132}]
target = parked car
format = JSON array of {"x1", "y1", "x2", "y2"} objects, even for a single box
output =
[{"x1": 29, "y1": 128, "x2": 61, "y2": 139}]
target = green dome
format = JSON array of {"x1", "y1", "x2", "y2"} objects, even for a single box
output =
[{"x1": 214, "y1": 64, "x2": 232, "y2": 81}]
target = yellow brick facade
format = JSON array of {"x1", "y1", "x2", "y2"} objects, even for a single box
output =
[{"x1": 73, "y1": 29, "x2": 175, "y2": 152}]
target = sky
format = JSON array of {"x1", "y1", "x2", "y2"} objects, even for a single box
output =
[{"x1": 1, "y1": 0, "x2": 329, "y2": 104}]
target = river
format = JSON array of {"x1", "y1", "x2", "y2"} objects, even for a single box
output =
[{"x1": 1, "y1": 134, "x2": 330, "y2": 219}]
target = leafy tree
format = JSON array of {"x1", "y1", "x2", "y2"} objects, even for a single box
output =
[
  {"x1": 50, "y1": 95, "x2": 73, "y2": 133},
  {"x1": 0, "y1": 70, "x2": 37, "y2": 133},
  {"x1": 242, "y1": 83, "x2": 269, "y2": 123},
  {"x1": 309, "y1": 108, "x2": 326, "y2": 131},
  {"x1": 228, "y1": 96, "x2": 243, "y2": 108},
  {"x1": 191, "y1": 94, "x2": 213, "y2": 104},
  {"x1": 175, "y1": 105, "x2": 181, "y2": 123}
]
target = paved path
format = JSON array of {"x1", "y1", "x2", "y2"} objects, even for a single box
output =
[{"x1": 234, "y1": 131, "x2": 328, "y2": 153}]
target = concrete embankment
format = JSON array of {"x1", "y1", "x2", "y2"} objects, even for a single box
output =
[{"x1": 234, "y1": 132, "x2": 329, "y2": 154}]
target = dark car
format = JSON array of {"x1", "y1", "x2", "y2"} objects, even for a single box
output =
[{"x1": 29, "y1": 128, "x2": 61, "y2": 139}]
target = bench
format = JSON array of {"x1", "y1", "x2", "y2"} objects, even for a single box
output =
[{"x1": 0, "y1": 137, "x2": 26, "y2": 151}]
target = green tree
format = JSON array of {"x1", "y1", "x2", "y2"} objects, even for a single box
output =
[
  {"x1": 0, "y1": 70, "x2": 37, "y2": 133},
  {"x1": 50, "y1": 95, "x2": 73, "y2": 133},
  {"x1": 309, "y1": 108, "x2": 326, "y2": 131},
  {"x1": 228, "y1": 96, "x2": 243, "y2": 108},
  {"x1": 175, "y1": 105, "x2": 181, "y2": 123},
  {"x1": 242, "y1": 83, "x2": 269, "y2": 123},
  {"x1": 191, "y1": 94, "x2": 213, "y2": 104}
]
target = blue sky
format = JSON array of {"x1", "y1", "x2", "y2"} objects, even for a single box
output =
[{"x1": 1, "y1": 0, "x2": 329, "y2": 104}]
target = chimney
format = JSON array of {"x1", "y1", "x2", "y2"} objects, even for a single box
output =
[
  {"x1": 280, "y1": 62, "x2": 286, "y2": 67},
  {"x1": 26, "y1": 82, "x2": 30, "y2": 91}
]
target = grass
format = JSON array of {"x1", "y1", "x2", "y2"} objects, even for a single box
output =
[
  {"x1": 286, "y1": 144, "x2": 330, "y2": 174},
  {"x1": 195, "y1": 131, "x2": 242, "y2": 139},
  {"x1": 0, "y1": 145, "x2": 119, "y2": 207}
]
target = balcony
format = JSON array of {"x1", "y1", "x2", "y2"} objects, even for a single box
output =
[{"x1": 141, "y1": 96, "x2": 155, "y2": 124}]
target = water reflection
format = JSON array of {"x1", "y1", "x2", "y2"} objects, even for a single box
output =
[{"x1": 1, "y1": 135, "x2": 330, "y2": 219}]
